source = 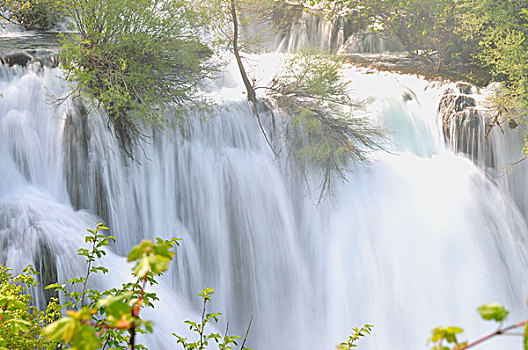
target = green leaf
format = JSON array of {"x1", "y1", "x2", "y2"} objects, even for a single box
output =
[
  {"x1": 477, "y1": 303, "x2": 509, "y2": 322},
  {"x1": 133, "y1": 256, "x2": 151, "y2": 278},
  {"x1": 70, "y1": 324, "x2": 101, "y2": 350},
  {"x1": 42, "y1": 317, "x2": 78, "y2": 343},
  {"x1": 9, "y1": 319, "x2": 31, "y2": 335},
  {"x1": 45, "y1": 283, "x2": 66, "y2": 291},
  {"x1": 430, "y1": 325, "x2": 463, "y2": 344}
]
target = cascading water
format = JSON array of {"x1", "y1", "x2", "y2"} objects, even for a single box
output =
[
  {"x1": 441, "y1": 82, "x2": 528, "y2": 225},
  {"x1": 274, "y1": 10, "x2": 404, "y2": 55},
  {"x1": 1, "y1": 19, "x2": 528, "y2": 350}
]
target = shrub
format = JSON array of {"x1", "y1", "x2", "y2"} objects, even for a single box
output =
[
  {"x1": 267, "y1": 52, "x2": 383, "y2": 200},
  {"x1": 60, "y1": 0, "x2": 213, "y2": 155},
  {"x1": 0, "y1": 265, "x2": 61, "y2": 349}
]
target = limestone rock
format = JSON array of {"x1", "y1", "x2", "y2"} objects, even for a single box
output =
[{"x1": 439, "y1": 83, "x2": 494, "y2": 167}]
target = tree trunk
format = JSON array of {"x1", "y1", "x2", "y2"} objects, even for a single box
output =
[{"x1": 230, "y1": 0, "x2": 256, "y2": 102}]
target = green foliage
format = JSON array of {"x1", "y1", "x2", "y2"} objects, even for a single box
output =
[
  {"x1": 428, "y1": 302, "x2": 528, "y2": 350},
  {"x1": 0, "y1": 265, "x2": 60, "y2": 349},
  {"x1": 429, "y1": 325, "x2": 465, "y2": 350},
  {"x1": 128, "y1": 238, "x2": 178, "y2": 279},
  {"x1": 43, "y1": 307, "x2": 101, "y2": 349},
  {"x1": 463, "y1": 0, "x2": 528, "y2": 133},
  {"x1": 477, "y1": 303, "x2": 509, "y2": 322},
  {"x1": 268, "y1": 51, "x2": 383, "y2": 200},
  {"x1": 302, "y1": 0, "x2": 527, "y2": 85},
  {"x1": 40, "y1": 224, "x2": 255, "y2": 350},
  {"x1": 42, "y1": 224, "x2": 183, "y2": 350},
  {"x1": 456, "y1": 0, "x2": 528, "y2": 152},
  {"x1": 0, "y1": 0, "x2": 66, "y2": 30},
  {"x1": 304, "y1": 0, "x2": 477, "y2": 72},
  {"x1": 173, "y1": 288, "x2": 250, "y2": 350},
  {"x1": 41, "y1": 223, "x2": 256, "y2": 350},
  {"x1": 60, "y1": 0, "x2": 212, "y2": 155},
  {"x1": 337, "y1": 324, "x2": 373, "y2": 349}
]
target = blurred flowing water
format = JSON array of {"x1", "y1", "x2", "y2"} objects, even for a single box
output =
[
  {"x1": 1, "y1": 19, "x2": 528, "y2": 350},
  {"x1": 275, "y1": 10, "x2": 404, "y2": 54}
]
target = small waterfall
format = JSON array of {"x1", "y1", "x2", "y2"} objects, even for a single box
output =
[
  {"x1": 439, "y1": 82, "x2": 528, "y2": 224},
  {"x1": 1, "y1": 23, "x2": 528, "y2": 350},
  {"x1": 275, "y1": 10, "x2": 404, "y2": 54}
]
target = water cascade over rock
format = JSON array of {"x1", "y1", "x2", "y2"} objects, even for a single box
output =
[
  {"x1": 270, "y1": 9, "x2": 404, "y2": 54},
  {"x1": 439, "y1": 80, "x2": 528, "y2": 233},
  {"x1": 1, "y1": 14, "x2": 528, "y2": 350}
]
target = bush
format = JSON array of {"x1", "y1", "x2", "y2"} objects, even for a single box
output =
[
  {"x1": 0, "y1": 265, "x2": 60, "y2": 349},
  {"x1": 267, "y1": 52, "x2": 383, "y2": 200},
  {"x1": 40, "y1": 224, "x2": 253, "y2": 350},
  {"x1": 61, "y1": 0, "x2": 212, "y2": 155}
]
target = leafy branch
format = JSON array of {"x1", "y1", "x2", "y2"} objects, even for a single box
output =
[
  {"x1": 337, "y1": 324, "x2": 373, "y2": 349},
  {"x1": 42, "y1": 225, "x2": 180, "y2": 350},
  {"x1": 429, "y1": 302, "x2": 528, "y2": 350},
  {"x1": 173, "y1": 288, "x2": 251, "y2": 350}
]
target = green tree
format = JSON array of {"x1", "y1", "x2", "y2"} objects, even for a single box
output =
[
  {"x1": 302, "y1": 0, "x2": 528, "y2": 158},
  {"x1": 460, "y1": 0, "x2": 528, "y2": 135},
  {"x1": 200, "y1": 1, "x2": 383, "y2": 199}
]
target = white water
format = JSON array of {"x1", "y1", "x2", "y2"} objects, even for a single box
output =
[
  {"x1": 274, "y1": 11, "x2": 404, "y2": 54},
  {"x1": 1, "y1": 33, "x2": 528, "y2": 350}
]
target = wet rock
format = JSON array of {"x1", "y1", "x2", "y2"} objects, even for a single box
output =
[
  {"x1": 63, "y1": 100, "x2": 111, "y2": 224},
  {"x1": 0, "y1": 49, "x2": 58, "y2": 68},
  {"x1": 439, "y1": 83, "x2": 495, "y2": 168},
  {"x1": 455, "y1": 82, "x2": 476, "y2": 95},
  {"x1": 0, "y1": 51, "x2": 33, "y2": 66}
]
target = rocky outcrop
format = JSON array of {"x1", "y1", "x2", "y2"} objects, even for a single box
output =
[
  {"x1": 439, "y1": 82, "x2": 495, "y2": 168},
  {"x1": 63, "y1": 100, "x2": 111, "y2": 224},
  {"x1": 0, "y1": 49, "x2": 59, "y2": 68}
]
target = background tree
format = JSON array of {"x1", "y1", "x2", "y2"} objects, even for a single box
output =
[
  {"x1": 459, "y1": 0, "x2": 528, "y2": 134},
  {"x1": 303, "y1": 0, "x2": 528, "y2": 158},
  {"x1": 0, "y1": 0, "x2": 66, "y2": 30},
  {"x1": 303, "y1": 0, "x2": 478, "y2": 73}
]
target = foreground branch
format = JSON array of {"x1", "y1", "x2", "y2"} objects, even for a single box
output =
[{"x1": 455, "y1": 320, "x2": 528, "y2": 350}]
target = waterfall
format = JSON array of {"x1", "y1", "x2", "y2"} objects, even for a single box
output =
[
  {"x1": 272, "y1": 10, "x2": 404, "y2": 54},
  {"x1": 441, "y1": 82, "x2": 528, "y2": 245},
  {"x1": 1, "y1": 28, "x2": 528, "y2": 350}
]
